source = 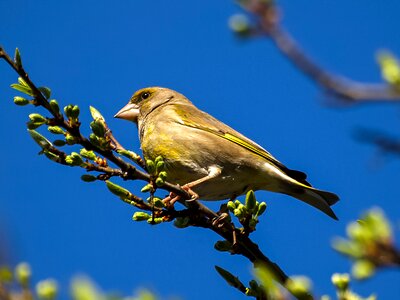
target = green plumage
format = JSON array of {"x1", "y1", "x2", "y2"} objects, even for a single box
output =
[{"x1": 115, "y1": 87, "x2": 340, "y2": 219}]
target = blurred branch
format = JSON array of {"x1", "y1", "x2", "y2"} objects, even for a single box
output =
[
  {"x1": 333, "y1": 208, "x2": 400, "y2": 280},
  {"x1": 356, "y1": 129, "x2": 400, "y2": 157},
  {"x1": 238, "y1": 0, "x2": 400, "y2": 102}
]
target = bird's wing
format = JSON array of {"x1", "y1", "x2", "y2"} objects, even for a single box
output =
[{"x1": 173, "y1": 104, "x2": 311, "y2": 186}]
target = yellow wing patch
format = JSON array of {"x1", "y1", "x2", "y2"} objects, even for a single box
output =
[{"x1": 180, "y1": 121, "x2": 284, "y2": 169}]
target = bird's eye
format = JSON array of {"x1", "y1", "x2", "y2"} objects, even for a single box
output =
[{"x1": 141, "y1": 92, "x2": 150, "y2": 100}]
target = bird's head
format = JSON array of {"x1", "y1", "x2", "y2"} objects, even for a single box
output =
[{"x1": 114, "y1": 87, "x2": 183, "y2": 123}]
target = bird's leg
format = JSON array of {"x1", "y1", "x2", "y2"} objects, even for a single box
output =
[
  {"x1": 162, "y1": 166, "x2": 222, "y2": 207},
  {"x1": 213, "y1": 202, "x2": 238, "y2": 248},
  {"x1": 162, "y1": 192, "x2": 180, "y2": 208},
  {"x1": 183, "y1": 166, "x2": 222, "y2": 202}
]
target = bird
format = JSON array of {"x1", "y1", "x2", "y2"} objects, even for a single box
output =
[{"x1": 114, "y1": 87, "x2": 339, "y2": 219}]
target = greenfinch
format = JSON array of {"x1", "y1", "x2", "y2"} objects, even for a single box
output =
[{"x1": 115, "y1": 87, "x2": 339, "y2": 219}]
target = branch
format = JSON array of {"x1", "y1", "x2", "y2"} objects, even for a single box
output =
[
  {"x1": 0, "y1": 47, "x2": 303, "y2": 299},
  {"x1": 239, "y1": 1, "x2": 400, "y2": 102}
]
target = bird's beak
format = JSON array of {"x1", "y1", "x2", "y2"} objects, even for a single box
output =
[{"x1": 114, "y1": 102, "x2": 139, "y2": 122}]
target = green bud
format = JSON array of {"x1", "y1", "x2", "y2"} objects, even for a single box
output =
[
  {"x1": 152, "y1": 197, "x2": 165, "y2": 208},
  {"x1": 90, "y1": 120, "x2": 106, "y2": 137},
  {"x1": 28, "y1": 130, "x2": 52, "y2": 150},
  {"x1": 80, "y1": 149, "x2": 97, "y2": 160},
  {"x1": 65, "y1": 134, "x2": 77, "y2": 145},
  {"x1": 158, "y1": 171, "x2": 167, "y2": 180},
  {"x1": 228, "y1": 14, "x2": 251, "y2": 36},
  {"x1": 233, "y1": 208, "x2": 245, "y2": 219},
  {"x1": 363, "y1": 209, "x2": 392, "y2": 242},
  {"x1": 155, "y1": 156, "x2": 163, "y2": 163},
  {"x1": 64, "y1": 105, "x2": 73, "y2": 118},
  {"x1": 27, "y1": 121, "x2": 45, "y2": 130},
  {"x1": 155, "y1": 177, "x2": 164, "y2": 187},
  {"x1": 106, "y1": 181, "x2": 130, "y2": 198},
  {"x1": 11, "y1": 82, "x2": 33, "y2": 96},
  {"x1": 245, "y1": 190, "x2": 256, "y2": 212},
  {"x1": 174, "y1": 216, "x2": 190, "y2": 228},
  {"x1": 15, "y1": 262, "x2": 31, "y2": 287},
  {"x1": 146, "y1": 160, "x2": 156, "y2": 174},
  {"x1": 352, "y1": 260, "x2": 375, "y2": 280},
  {"x1": 89, "y1": 133, "x2": 101, "y2": 147},
  {"x1": 234, "y1": 199, "x2": 241, "y2": 207},
  {"x1": 38, "y1": 87, "x2": 51, "y2": 100},
  {"x1": 70, "y1": 105, "x2": 80, "y2": 118},
  {"x1": 53, "y1": 140, "x2": 66, "y2": 147},
  {"x1": 65, "y1": 152, "x2": 84, "y2": 166},
  {"x1": 377, "y1": 51, "x2": 400, "y2": 87},
  {"x1": 36, "y1": 279, "x2": 58, "y2": 300},
  {"x1": 14, "y1": 96, "x2": 30, "y2": 106},
  {"x1": 18, "y1": 77, "x2": 29, "y2": 87},
  {"x1": 215, "y1": 266, "x2": 246, "y2": 290},
  {"x1": 141, "y1": 183, "x2": 153, "y2": 193},
  {"x1": 256, "y1": 202, "x2": 267, "y2": 217},
  {"x1": 156, "y1": 160, "x2": 165, "y2": 172},
  {"x1": 89, "y1": 106, "x2": 105, "y2": 121},
  {"x1": 332, "y1": 238, "x2": 363, "y2": 258},
  {"x1": 49, "y1": 100, "x2": 60, "y2": 115},
  {"x1": 331, "y1": 273, "x2": 350, "y2": 291},
  {"x1": 14, "y1": 48, "x2": 22, "y2": 68},
  {"x1": 0, "y1": 266, "x2": 13, "y2": 283},
  {"x1": 286, "y1": 276, "x2": 312, "y2": 297},
  {"x1": 214, "y1": 240, "x2": 232, "y2": 252},
  {"x1": 48, "y1": 126, "x2": 65, "y2": 135},
  {"x1": 227, "y1": 201, "x2": 236, "y2": 212},
  {"x1": 148, "y1": 217, "x2": 163, "y2": 224},
  {"x1": 117, "y1": 149, "x2": 141, "y2": 162},
  {"x1": 132, "y1": 211, "x2": 151, "y2": 221},
  {"x1": 347, "y1": 222, "x2": 374, "y2": 244},
  {"x1": 29, "y1": 113, "x2": 46, "y2": 123},
  {"x1": 81, "y1": 174, "x2": 97, "y2": 182}
]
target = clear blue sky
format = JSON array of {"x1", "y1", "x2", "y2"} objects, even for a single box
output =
[{"x1": 0, "y1": 0, "x2": 399, "y2": 299}]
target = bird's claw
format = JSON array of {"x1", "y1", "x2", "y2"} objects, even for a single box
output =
[
  {"x1": 162, "y1": 192, "x2": 180, "y2": 209},
  {"x1": 181, "y1": 184, "x2": 199, "y2": 202}
]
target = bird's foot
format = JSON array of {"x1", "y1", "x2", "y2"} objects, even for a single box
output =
[
  {"x1": 162, "y1": 192, "x2": 180, "y2": 209},
  {"x1": 181, "y1": 184, "x2": 199, "y2": 201}
]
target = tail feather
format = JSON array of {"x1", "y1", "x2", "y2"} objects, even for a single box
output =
[{"x1": 285, "y1": 186, "x2": 339, "y2": 220}]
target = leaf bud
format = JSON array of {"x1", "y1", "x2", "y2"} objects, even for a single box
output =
[
  {"x1": 81, "y1": 174, "x2": 97, "y2": 182},
  {"x1": 14, "y1": 96, "x2": 30, "y2": 106},
  {"x1": 48, "y1": 126, "x2": 65, "y2": 135},
  {"x1": 174, "y1": 216, "x2": 190, "y2": 228},
  {"x1": 36, "y1": 279, "x2": 58, "y2": 300},
  {"x1": 141, "y1": 183, "x2": 153, "y2": 193},
  {"x1": 80, "y1": 149, "x2": 97, "y2": 160},
  {"x1": 214, "y1": 240, "x2": 232, "y2": 252},
  {"x1": 227, "y1": 201, "x2": 236, "y2": 212},
  {"x1": 132, "y1": 212, "x2": 151, "y2": 221},
  {"x1": 49, "y1": 99, "x2": 60, "y2": 114},
  {"x1": 146, "y1": 159, "x2": 155, "y2": 174},
  {"x1": 15, "y1": 262, "x2": 31, "y2": 288}
]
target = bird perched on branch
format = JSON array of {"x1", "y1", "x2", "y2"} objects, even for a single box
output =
[{"x1": 115, "y1": 87, "x2": 339, "y2": 219}]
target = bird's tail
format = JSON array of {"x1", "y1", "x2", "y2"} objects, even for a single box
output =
[{"x1": 285, "y1": 185, "x2": 339, "y2": 220}]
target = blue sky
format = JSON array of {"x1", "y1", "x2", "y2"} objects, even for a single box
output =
[{"x1": 0, "y1": 0, "x2": 399, "y2": 299}]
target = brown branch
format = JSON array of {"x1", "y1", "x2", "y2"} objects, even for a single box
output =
[
  {"x1": 240, "y1": 1, "x2": 400, "y2": 102},
  {"x1": 0, "y1": 46, "x2": 301, "y2": 298}
]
